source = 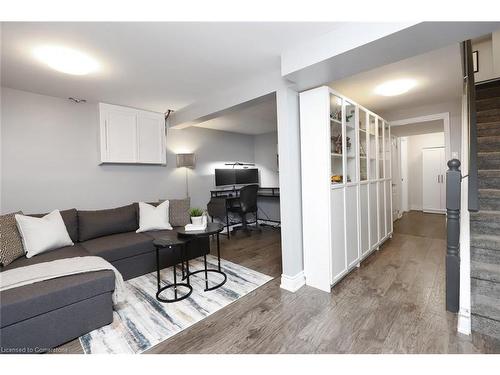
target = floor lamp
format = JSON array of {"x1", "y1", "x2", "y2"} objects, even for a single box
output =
[{"x1": 176, "y1": 153, "x2": 195, "y2": 198}]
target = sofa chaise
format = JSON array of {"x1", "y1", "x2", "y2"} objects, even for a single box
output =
[{"x1": 0, "y1": 202, "x2": 207, "y2": 353}]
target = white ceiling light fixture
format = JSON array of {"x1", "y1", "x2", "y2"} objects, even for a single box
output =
[
  {"x1": 33, "y1": 45, "x2": 99, "y2": 76},
  {"x1": 375, "y1": 79, "x2": 417, "y2": 96}
]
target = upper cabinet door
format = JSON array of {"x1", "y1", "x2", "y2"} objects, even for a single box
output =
[
  {"x1": 137, "y1": 112, "x2": 166, "y2": 164},
  {"x1": 99, "y1": 103, "x2": 165, "y2": 165},
  {"x1": 103, "y1": 108, "x2": 137, "y2": 163}
]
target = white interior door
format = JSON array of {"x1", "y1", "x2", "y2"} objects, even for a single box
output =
[{"x1": 422, "y1": 147, "x2": 445, "y2": 213}]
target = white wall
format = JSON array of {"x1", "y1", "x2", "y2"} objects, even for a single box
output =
[
  {"x1": 472, "y1": 31, "x2": 500, "y2": 83},
  {"x1": 382, "y1": 99, "x2": 461, "y2": 158},
  {"x1": 254, "y1": 132, "x2": 279, "y2": 187},
  {"x1": 253, "y1": 131, "x2": 280, "y2": 222},
  {"x1": 473, "y1": 37, "x2": 495, "y2": 83},
  {"x1": 0, "y1": 87, "x2": 256, "y2": 214},
  {"x1": 406, "y1": 132, "x2": 445, "y2": 211}
]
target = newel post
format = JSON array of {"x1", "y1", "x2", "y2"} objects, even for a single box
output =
[{"x1": 446, "y1": 159, "x2": 461, "y2": 313}]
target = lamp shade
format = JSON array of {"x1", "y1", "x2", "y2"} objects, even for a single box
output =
[{"x1": 176, "y1": 153, "x2": 195, "y2": 168}]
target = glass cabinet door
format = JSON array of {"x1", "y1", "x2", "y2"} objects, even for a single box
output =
[
  {"x1": 359, "y1": 108, "x2": 368, "y2": 181},
  {"x1": 330, "y1": 94, "x2": 344, "y2": 184},
  {"x1": 345, "y1": 101, "x2": 357, "y2": 183},
  {"x1": 384, "y1": 121, "x2": 391, "y2": 179},
  {"x1": 378, "y1": 117, "x2": 384, "y2": 179},
  {"x1": 368, "y1": 114, "x2": 377, "y2": 180}
]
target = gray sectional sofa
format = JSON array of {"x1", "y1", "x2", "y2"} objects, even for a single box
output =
[{"x1": 0, "y1": 203, "x2": 207, "y2": 353}]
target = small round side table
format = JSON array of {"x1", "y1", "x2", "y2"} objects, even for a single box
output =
[
  {"x1": 177, "y1": 223, "x2": 227, "y2": 291},
  {"x1": 152, "y1": 236, "x2": 192, "y2": 303}
]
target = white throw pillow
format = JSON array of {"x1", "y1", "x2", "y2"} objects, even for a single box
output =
[
  {"x1": 15, "y1": 210, "x2": 74, "y2": 258},
  {"x1": 136, "y1": 201, "x2": 173, "y2": 233}
]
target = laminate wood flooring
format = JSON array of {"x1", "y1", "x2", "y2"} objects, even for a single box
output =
[{"x1": 59, "y1": 214, "x2": 500, "y2": 354}]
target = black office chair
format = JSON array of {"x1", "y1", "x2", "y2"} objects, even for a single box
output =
[{"x1": 228, "y1": 184, "x2": 261, "y2": 235}]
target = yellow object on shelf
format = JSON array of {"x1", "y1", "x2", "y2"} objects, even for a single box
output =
[{"x1": 331, "y1": 175, "x2": 343, "y2": 183}]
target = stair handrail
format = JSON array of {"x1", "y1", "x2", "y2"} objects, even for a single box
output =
[{"x1": 463, "y1": 40, "x2": 479, "y2": 212}]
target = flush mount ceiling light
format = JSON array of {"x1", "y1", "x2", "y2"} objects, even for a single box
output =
[
  {"x1": 375, "y1": 79, "x2": 417, "y2": 96},
  {"x1": 33, "y1": 45, "x2": 99, "y2": 75}
]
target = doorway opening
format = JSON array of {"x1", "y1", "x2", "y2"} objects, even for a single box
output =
[{"x1": 191, "y1": 93, "x2": 283, "y2": 279}]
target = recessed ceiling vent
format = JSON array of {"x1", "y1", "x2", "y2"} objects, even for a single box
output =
[{"x1": 69, "y1": 97, "x2": 87, "y2": 104}]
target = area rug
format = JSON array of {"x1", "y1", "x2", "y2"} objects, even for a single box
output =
[{"x1": 79, "y1": 255, "x2": 273, "y2": 354}]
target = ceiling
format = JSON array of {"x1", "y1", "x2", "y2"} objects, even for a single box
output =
[
  {"x1": 330, "y1": 44, "x2": 463, "y2": 114},
  {"x1": 193, "y1": 94, "x2": 277, "y2": 135},
  {"x1": 1, "y1": 22, "x2": 337, "y2": 113}
]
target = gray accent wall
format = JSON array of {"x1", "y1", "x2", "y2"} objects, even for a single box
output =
[{"x1": 0, "y1": 88, "x2": 257, "y2": 214}]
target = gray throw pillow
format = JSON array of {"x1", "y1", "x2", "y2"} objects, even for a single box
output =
[
  {"x1": 78, "y1": 203, "x2": 139, "y2": 241},
  {"x1": 0, "y1": 211, "x2": 25, "y2": 267},
  {"x1": 167, "y1": 198, "x2": 191, "y2": 227}
]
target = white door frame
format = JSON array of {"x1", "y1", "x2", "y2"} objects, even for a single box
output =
[
  {"x1": 390, "y1": 112, "x2": 451, "y2": 213},
  {"x1": 389, "y1": 112, "x2": 451, "y2": 162}
]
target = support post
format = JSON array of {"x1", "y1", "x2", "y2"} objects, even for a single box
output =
[
  {"x1": 276, "y1": 86, "x2": 306, "y2": 292},
  {"x1": 446, "y1": 159, "x2": 461, "y2": 313}
]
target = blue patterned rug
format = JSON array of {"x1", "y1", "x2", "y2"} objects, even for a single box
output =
[{"x1": 79, "y1": 255, "x2": 273, "y2": 354}]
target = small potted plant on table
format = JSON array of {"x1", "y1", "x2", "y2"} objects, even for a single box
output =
[{"x1": 189, "y1": 208, "x2": 205, "y2": 226}]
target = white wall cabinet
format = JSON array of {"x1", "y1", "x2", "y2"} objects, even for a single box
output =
[
  {"x1": 99, "y1": 103, "x2": 166, "y2": 165},
  {"x1": 422, "y1": 147, "x2": 446, "y2": 213},
  {"x1": 299, "y1": 86, "x2": 393, "y2": 293}
]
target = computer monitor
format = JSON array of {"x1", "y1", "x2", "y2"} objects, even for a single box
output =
[
  {"x1": 235, "y1": 168, "x2": 259, "y2": 185},
  {"x1": 215, "y1": 169, "x2": 236, "y2": 186},
  {"x1": 214, "y1": 168, "x2": 259, "y2": 187}
]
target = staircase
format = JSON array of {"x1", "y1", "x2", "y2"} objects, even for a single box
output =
[{"x1": 470, "y1": 80, "x2": 500, "y2": 340}]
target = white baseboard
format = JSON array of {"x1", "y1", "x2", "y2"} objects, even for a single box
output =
[
  {"x1": 280, "y1": 271, "x2": 305, "y2": 292},
  {"x1": 457, "y1": 311, "x2": 471, "y2": 335}
]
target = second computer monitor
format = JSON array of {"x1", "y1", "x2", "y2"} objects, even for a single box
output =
[
  {"x1": 214, "y1": 168, "x2": 259, "y2": 187},
  {"x1": 235, "y1": 168, "x2": 258, "y2": 185}
]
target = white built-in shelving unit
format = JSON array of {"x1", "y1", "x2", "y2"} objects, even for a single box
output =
[{"x1": 299, "y1": 86, "x2": 393, "y2": 292}]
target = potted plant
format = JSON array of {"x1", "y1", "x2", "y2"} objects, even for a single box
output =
[{"x1": 189, "y1": 208, "x2": 204, "y2": 225}]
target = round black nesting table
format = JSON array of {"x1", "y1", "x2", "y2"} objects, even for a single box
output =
[
  {"x1": 152, "y1": 236, "x2": 192, "y2": 303},
  {"x1": 177, "y1": 223, "x2": 227, "y2": 292}
]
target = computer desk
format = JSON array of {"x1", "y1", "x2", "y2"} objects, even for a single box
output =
[{"x1": 207, "y1": 186, "x2": 280, "y2": 239}]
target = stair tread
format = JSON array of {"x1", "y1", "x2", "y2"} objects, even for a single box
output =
[
  {"x1": 479, "y1": 188, "x2": 500, "y2": 195},
  {"x1": 478, "y1": 151, "x2": 500, "y2": 156},
  {"x1": 477, "y1": 135, "x2": 500, "y2": 141},
  {"x1": 477, "y1": 108, "x2": 500, "y2": 115},
  {"x1": 479, "y1": 169, "x2": 500, "y2": 175},
  {"x1": 472, "y1": 294, "x2": 500, "y2": 322},
  {"x1": 471, "y1": 210, "x2": 500, "y2": 216},
  {"x1": 471, "y1": 233, "x2": 500, "y2": 251},
  {"x1": 472, "y1": 261, "x2": 500, "y2": 283},
  {"x1": 471, "y1": 233, "x2": 500, "y2": 240},
  {"x1": 471, "y1": 314, "x2": 500, "y2": 340},
  {"x1": 478, "y1": 121, "x2": 500, "y2": 128}
]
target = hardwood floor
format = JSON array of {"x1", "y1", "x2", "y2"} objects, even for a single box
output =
[{"x1": 60, "y1": 213, "x2": 500, "y2": 354}]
